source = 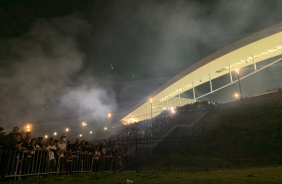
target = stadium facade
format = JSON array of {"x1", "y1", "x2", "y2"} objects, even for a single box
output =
[{"x1": 121, "y1": 23, "x2": 282, "y2": 125}]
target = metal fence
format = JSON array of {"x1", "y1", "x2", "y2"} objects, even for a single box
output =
[
  {"x1": 0, "y1": 146, "x2": 129, "y2": 179},
  {"x1": 0, "y1": 129, "x2": 281, "y2": 179},
  {"x1": 112, "y1": 128, "x2": 282, "y2": 171}
]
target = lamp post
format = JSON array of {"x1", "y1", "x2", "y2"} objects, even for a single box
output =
[
  {"x1": 82, "y1": 122, "x2": 87, "y2": 139},
  {"x1": 150, "y1": 98, "x2": 153, "y2": 119},
  {"x1": 236, "y1": 69, "x2": 243, "y2": 100},
  {"x1": 25, "y1": 124, "x2": 31, "y2": 132},
  {"x1": 108, "y1": 113, "x2": 111, "y2": 127}
]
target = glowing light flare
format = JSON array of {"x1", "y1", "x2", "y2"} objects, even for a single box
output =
[
  {"x1": 25, "y1": 124, "x2": 32, "y2": 132},
  {"x1": 82, "y1": 122, "x2": 87, "y2": 126},
  {"x1": 54, "y1": 132, "x2": 57, "y2": 136},
  {"x1": 108, "y1": 113, "x2": 111, "y2": 118},
  {"x1": 170, "y1": 107, "x2": 175, "y2": 114},
  {"x1": 104, "y1": 127, "x2": 108, "y2": 131},
  {"x1": 236, "y1": 68, "x2": 240, "y2": 74},
  {"x1": 45, "y1": 135, "x2": 48, "y2": 139},
  {"x1": 149, "y1": 98, "x2": 153, "y2": 103},
  {"x1": 65, "y1": 128, "x2": 69, "y2": 132},
  {"x1": 79, "y1": 134, "x2": 82, "y2": 137},
  {"x1": 90, "y1": 131, "x2": 93, "y2": 134},
  {"x1": 235, "y1": 93, "x2": 239, "y2": 99}
]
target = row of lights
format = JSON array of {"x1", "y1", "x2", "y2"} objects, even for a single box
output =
[
  {"x1": 157, "y1": 68, "x2": 245, "y2": 104},
  {"x1": 153, "y1": 68, "x2": 243, "y2": 104},
  {"x1": 28, "y1": 112, "x2": 113, "y2": 139}
]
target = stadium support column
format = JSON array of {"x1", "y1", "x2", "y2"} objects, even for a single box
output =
[
  {"x1": 253, "y1": 55, "x2": 257, "y2": 71},
  {"x1": 209, "y1": 74, "x2": 213, "y2": 92},
  {"x1": 178, "y1": 89, "x2": 181, "y2": 105},
  {"x1": 166, "y1": 97, "x2": 169, "y2": 108},
  {"x1": 229, "y1": 65, "x2": 233, "y2": 83},
  {"x1": 150, "y1": 98, "x2": 153, "y2": 119},
  {"x1": 192, "y1": 82, "x2": 195, "y2": 99}
]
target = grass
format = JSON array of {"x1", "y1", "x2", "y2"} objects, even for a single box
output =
[{"x1": 3, "y1": 166, "x2": 282, "y2": 184}]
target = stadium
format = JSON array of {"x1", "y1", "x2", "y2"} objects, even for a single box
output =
[
  {"x1": 121, "y1": 22, "x2": 282, "y2": 124},
  {"x1": 0, "y1": 22, "x2": 282, "y2": 183}
]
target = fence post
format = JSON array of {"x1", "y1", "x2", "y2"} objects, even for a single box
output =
[
  {"x1": 135, "y1": 139, "x2": 139, "y2": 172},
  {"x1": 204, "y1": 135, "x2": 208, "y2": 171},
  {"x1": 234, "y1": 130, "x2": 240, "y2": 167},
  {"x1": 167, "y1": 138, "x2": 170, "y2": 171},
  {"x1": 253, "y1": 131, "x2": 259, "y2": 166}
]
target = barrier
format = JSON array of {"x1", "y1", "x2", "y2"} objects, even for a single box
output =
[{"x1": 0, "y1": 147, "x2": 128, "y2": 179}]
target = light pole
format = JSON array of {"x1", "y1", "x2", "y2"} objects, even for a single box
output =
[
  {"x1": 108, "y1": 113, "x2": 111, "y2": 127},
  {"x1": 25, "y1": 124, "x2": 32, "y2": 132},
  {"x1": 150, "y1": 98, "x2": 153, "y2": 119},
  {"x1": 236, "y1": 69, "x2": 243, "y2": 100},
  {"x1": 82, "y1": 122, "x2": 87, "y2": 139},
  {"x1": 235, "y1": 93, "x2": 239, "y2": 99}
]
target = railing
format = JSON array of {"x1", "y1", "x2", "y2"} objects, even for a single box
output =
[
  {"x1": 113, "y1": 129, "x2": 282, "y2": 172},
  {"x1": 0, "y1": 146, "x2": 129, "y2": 179}
]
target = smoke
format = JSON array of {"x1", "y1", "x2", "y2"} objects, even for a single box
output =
[
  {"x1": 0, "y1": 15, "x2": 116, "y2": 133},
  {"x1": 103, "y1": 0, "x2": 282, "y2": 110},
  {"x1": 0, "y1": 0, "x2": 281, "y2": 135}
]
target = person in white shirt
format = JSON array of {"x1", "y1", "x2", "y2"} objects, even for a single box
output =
[
  {"x1": 57, "y1": 137, "x2": 66, "y2": 158},
  {"x1": 57, "y1": 136, "x2": 66, "y2": 171},
  {"x1": 46, "y1": 139, "x2": 57, "y2": 172}
]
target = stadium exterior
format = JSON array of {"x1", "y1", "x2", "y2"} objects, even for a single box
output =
[{"x1": 121, "y1": 23, "x2": 282, "y2": 125}]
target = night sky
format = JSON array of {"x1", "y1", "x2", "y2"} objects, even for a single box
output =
[{"x1": 0, "y1": 0, "x2": 282, "y2": 138}]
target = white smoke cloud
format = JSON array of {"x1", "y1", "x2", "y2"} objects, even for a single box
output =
[{"x1": 0, "y1": 15, "x2": 116, "y2": 134}]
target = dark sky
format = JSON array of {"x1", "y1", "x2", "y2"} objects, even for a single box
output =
[{"x1": 0, "y1": 0, "x2": 282, "y2": 138}]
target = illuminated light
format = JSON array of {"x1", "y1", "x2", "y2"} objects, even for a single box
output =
[
  {"x1": 236, "y1": 68, "x2": 240, "y2": 74},
  {"x1": 235, "y1": 93, "x2": 239, "y2": 99},
  {"x1": 82, "y1": 122, "x2": 87, "y2": 126},
  {"x1": 104, "y1": 127, "x2": 108, "y2": 131},
  {"x1": 149, "y1": 98, "x2": 153, "y2": 103},
  {"x1": 216, "y1": 45, "x2": 282, "y2": 73},
  {"x1": 170, "y1": 107, "x2": 174, "y2": 111},
  {"x1": 45, "y1": 135, "x2": 48, "y2": 139},
  {"x1": 54, "y1": 132, "x2": 57, "y2": 136},
  {"x1": 90, "y1": 131, "x2": 93, "y2": 134},
  {"x1": 66, "y1": 128, "x2": 69, "y2": 132},
  {"x1": 79, "y1": 134, "x2": 82, "y2": 137},
  {"x1": 108, "y1": 113, "x2": 111, "y2": 118},
  {"x1": 26, "y1": 124, "x2": 32, "y2": 132}
]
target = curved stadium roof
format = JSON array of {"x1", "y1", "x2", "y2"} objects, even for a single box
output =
[{"x1": 121, "y1": 22, "x2": 282, "y2": 125}]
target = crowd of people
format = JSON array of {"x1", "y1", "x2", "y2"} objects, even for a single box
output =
[
  {"x1": 0, "y1": 127, "x2": 129, "y2": 178},
  {"x1": 0, "y1": 101, "x2": 217, "y2": 178},
  {"x1": 111, "y1": 100, "x2": 216, "y2": 140}
]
